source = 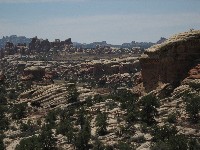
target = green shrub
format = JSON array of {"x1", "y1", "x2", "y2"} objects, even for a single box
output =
[
  {"x1": 66, "y1": 83, "x2": 79, "y2": 103},
  {"x1": 125, "y1": 112, "x2": 138, "y2": 124},
  {"x1": 93, "y1": 94, "x2": 104, "y2": 104},
  {"x1": 152, "y1": 124, "x2": 178, "y2": 142},
  {"x1": 166, "y1": 112, "x2": 177, "y2": 123},
  {"x1": 189, "y1": 82, "x2": 200, "y2": 90},
  {"x1": 92, "y1": 137, "x2": 105, "y2": 150},
  {"x1": 188, "y1": 138, "x2": 200, "y2": 150},
  {"x1": 20, "y1": 120, "x2": 37, "y2": 135},
  {"x1": 74, "y1": 118, "x2": 91, "y2": 149},
  {"x1": 117, "y1": 142, "x2": 134, "y2": 150},
  {"x1": 105, "y1": 145, "x2": 114, "y2": 150},
  {"x1": 167, "y1": 134, "x2": 188, "y2": 150},
  {"x1": 45, "y1": 110, "x2": 58, "y2": 127},
  {"x1": 106, "y1": 101, "x2": 117, "y2": 110},
  {"x1": 38, "y1": 125, "x2": 57, "y2": 149},
  {"x1": 85, "y1": 96, "x2": 93, "y2": 107},
  {"x1": 185, "y1": 95, "x2": 200, "y2": 123},
  {"x1": 15, "y1": 135, "x2": 41, "y2": 150},
  {"x1": 11, "y1": 103, "x2": 27, "y2": 120},
  {"x1": 0, "y1": 85, "x2": 7, "y2": 104},
  {"x1": 151, "y1": 134, "x2": 188, "y2": 150},
  {"x1": 140, "y1": 123, "x2": 148, "y2": 133},
  {"x1": 0, "y1": 135, "x2": 5, "y2": 150},
  {"x1": 0, "y1": 105, "x2": 9, "y2": 130},
  {"x1": 96, "y1": 111, "x2": 108, "y2": 136},
  {"x1": 151, "y1": 141, "x2": 170, "y2": 150},
  {"x1": 8, "y1": 89, "x2": 18, "y2": 100},
  {"x1": 0, "y1": 93, "x2": 7, "y2": 104},
  {"x1": 56, "y1": 119, "x2": 75, "y2": 143}
]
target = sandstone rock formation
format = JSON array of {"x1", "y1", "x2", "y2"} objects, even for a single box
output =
[
  {"x1": 18, "y1": 84, "x2": 68, "y2": 109},
  {"x1": 29, "y1": 37, "x2": 72, "y2": 53},
  {"x1": 140, "y1": 30, "x2": 200, "y2": 92},
  {"x1": 22, "y1": 66, "x2": 45, "y2": 81},
  {"x1": 0, "y1": 48, "x2": 4, "y2": 58},
  {"x1": 79, "y1": 58, "x2": 140, "y2": 78},
  {"x1": 4, "y1": 42, "x2": 16, "y2": 55},
  {"x1": 187, "y1": 64, "x2": 200, "y2": 79},
  {"x1": 29, "y1": 37, "x2": 50, "y2": 52}
]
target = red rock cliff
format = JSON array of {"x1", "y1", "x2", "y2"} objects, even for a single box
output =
[{"x1": 140, "y1": 30, "x2": 200, "y2": 92}]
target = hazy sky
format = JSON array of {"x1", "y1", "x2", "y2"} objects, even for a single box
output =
[{"x1": 0, "y1": 0, "x2": 200, "y2": 44}]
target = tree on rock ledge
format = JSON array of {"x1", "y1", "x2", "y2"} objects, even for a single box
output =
[
  {"x1": 0, "y1": 134, "x2": 5, "y2": 150},
  {"x1": 140, "y1": 94, "x2": 160, "y2": 125},
  {"x1": 11, "y1": 102, "x2": 27, "y2": 120},
  {"x1": 96, "y1": 110, "x2": 108, "y2": 136},
  {"x1": 185, "y1": 95, "x2": 200, "y2": 123},
  {"x1": 66, "y1": 83, "x2": 79, "y2": 103},
  {"x1": 39, "y1": 125, "x2": 57, "y2": 150}
]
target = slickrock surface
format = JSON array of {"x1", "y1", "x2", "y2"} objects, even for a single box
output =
[
  {"x1": 18, "y1": 84, "x2": 68, "y2": 109},
  {"x1": 156, "y1": 78, "x2": 200, "y2": 134}
]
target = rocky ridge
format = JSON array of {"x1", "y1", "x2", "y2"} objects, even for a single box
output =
[{"x1": 140, "y1": 30, "x2": 200, "y2": 92}]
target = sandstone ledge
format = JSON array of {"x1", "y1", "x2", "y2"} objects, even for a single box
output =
[
  {"x1": 146, "y1": 30, "x2": 200, "y2": 54},
  {"x1": 140, "y1": 30, "x2": 200, "y2": 92}
]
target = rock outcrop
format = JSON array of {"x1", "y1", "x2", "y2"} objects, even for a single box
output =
[
  {"x1": 140, "y1": 30, "x2": 200, "y2": 92},
  {"x1": 4, "y1": 42, "x2": 16, "y2": 55},
  {"x1": 79, "y1": 58, "x2": 140, "y2": 78},
  {"x1": 29, "y1": 37, "x2": 72, "y2": 53},
  {"x1": 22, "y1": 66, "x2": 45, "y2": 81},
  {"x1": 18, "y1": 84, "x2": 68, "y2": 109},
  {"x1": 187, "y1": 64, "x2": 200, "y2": 79},
  {"x1": 29, "y1": 37, "x2": 51, "y2": 52}
]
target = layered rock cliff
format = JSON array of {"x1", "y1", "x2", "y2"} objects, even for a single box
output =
[{"x1": 140, "y1": 30, "x2": 200, "y2": 92}]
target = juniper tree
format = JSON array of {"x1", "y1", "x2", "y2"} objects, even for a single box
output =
[
  {"x1": 140, "y1": 94, "x2": 160, "y2": 125},
  {"x1": 96, "y1": 111, "x2": 108, "y2": 136}
]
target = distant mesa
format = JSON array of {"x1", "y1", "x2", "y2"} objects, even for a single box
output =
[
  {"x1": 29, "y1": 37, "x2": 73, "y2": 52},
  {"x1": 0, "y1": 35, "x2": 157, "y2": 51},
  {"x1": 0, "y1": 35, "x2": 31, "y2": 49}
]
